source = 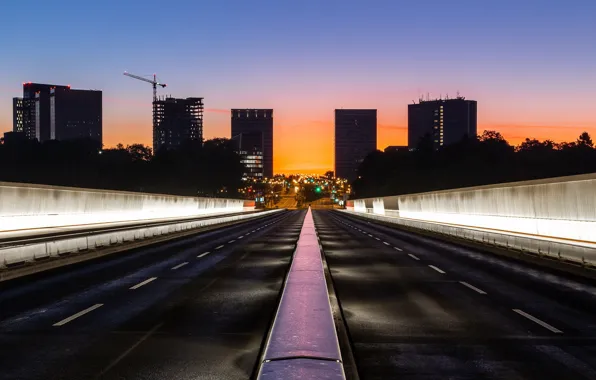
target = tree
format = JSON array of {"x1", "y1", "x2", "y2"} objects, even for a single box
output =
[
  {"x1": 126, "y1": 144, "x2": 153, "y2": 161},
  {"x1": 576, "y1": 132, "x2": 594, "y2": 148}
]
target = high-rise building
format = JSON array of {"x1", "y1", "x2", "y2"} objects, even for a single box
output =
[
  {"x1": 334, "y1": 109, "x2": 377, "y2": 181},
  {"x1": 12, "y1": 98, "x2": 23, "y2": 133},
  {"x1": 231, "y1": 131, "x2": 264, "y2": 179},
  {"x1": 231, "y1": 109, "x2": 273, "y2": 178},
  {"x1": 408, "y1": 96, "x2": 477, "y2": 149},
  {"x1": 49, "y1": 87, "x2": 102, "y2": 143},
  {"x1": 13, "y1": 82, "x2": 69, "y2": 141},
  {"x1": 153, "y1": 97, "x2": 204, "y2": 153}
]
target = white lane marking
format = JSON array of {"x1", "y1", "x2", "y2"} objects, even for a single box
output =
[
  {"x1": 246, "y1": 232, "x2": 251, "y2": 235},
  {"x1": 513, "y1": 309, "x2": 563, "y2": 333},
  {"x1": 394, "y1": 247, "x2": 403, "y2": 251},
  {"x1": 368, "y1": 234, "x2": 373, "y2": 237},
  {"x1": 238, "y1": 235, "x2": 244, "y2": 239},
  {"x1": 252, "y1": 230, "x2": 256, "y2": 233},
  {"x1": 428, "y1": 265, "x2": 445, "y2": 274},
  {"x1": 375, "y1": 237, "x2": 381, "y2": 241},
  {"x1": 171, "y1": 262, "x2": 189, "y2": 270},
  {"x1": 383, "y1": 241, "x2": 390, "y2": 246},
  {"x1": 215, "y1": 245, "x2": 224, "y2": 250},
  {"x1": 53, "y1": 304, "x2": 103, "y2": 326},
  {"x1": 361, "y1": 231, "x2": 367, "y2": 234},
  {"x1": 459, "y1": 281, "x2": 487, "y2": 295},
  {"x1": 130, "y1": 277, "x2": 158, "y2": 290},
  {"x1": 198, "y1": 251, "x2": 210, "y2": 258},
  {"x1": 228, "y1": 240, "x2": 236, "y2": 243},
  {"x1": 408, "y1": 254, "x2": 420, "y2": 260}
]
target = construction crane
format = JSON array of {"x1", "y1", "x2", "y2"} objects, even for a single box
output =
[{"x1": 123, "y1": 71, "x2": 167, "y2": 102}]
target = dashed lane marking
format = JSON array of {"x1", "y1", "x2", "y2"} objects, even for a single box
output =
[{"x1": 130, "y1": 277, "x2": 157, "y2": 290}]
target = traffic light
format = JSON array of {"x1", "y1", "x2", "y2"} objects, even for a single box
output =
[{"x1": 315, "y1": 186, "x2": 321, "y2": 193}]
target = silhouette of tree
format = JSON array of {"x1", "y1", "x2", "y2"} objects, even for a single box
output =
[
  {"x1": 353, "y1": 131, "x2": 596, "y2": 198},
  {"x1": 0, "y1": 137, "x2": 243, "y2": 197}
]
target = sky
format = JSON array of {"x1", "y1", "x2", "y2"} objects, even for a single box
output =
[{"x1": 1, "y1": 0, "x2": 595, "y2": 174}]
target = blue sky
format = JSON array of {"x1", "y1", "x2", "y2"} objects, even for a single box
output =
[{"x1": 1, "y1": 0, "x2": 595, "y2": 172}]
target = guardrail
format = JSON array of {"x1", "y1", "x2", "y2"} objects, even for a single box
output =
[
  {"x1": 341, "y1": 210, "x2": 596, "y2": 267},
  {"x1": 0, "y1": 209, "x2": 283, "y2": 269},
  {"x1": 257, "y1": 208, "x2": 345, "y2": 380}
]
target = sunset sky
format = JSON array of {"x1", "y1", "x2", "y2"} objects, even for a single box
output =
[{"x1": 1, "y1": 1, "x2": 595, "y2": 174}]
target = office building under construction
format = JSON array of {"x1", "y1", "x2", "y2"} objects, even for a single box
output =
[{"x1": 153, "y1": 96, "x2": 204, "y2": 153}]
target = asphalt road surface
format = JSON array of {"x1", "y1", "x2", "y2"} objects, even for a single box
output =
[
  {"x1": 314, "y1": 210, "x2": 596, "y2": 380},
  {"x1": 0, "y1": 210, "x2": 305, "y2": 380}
]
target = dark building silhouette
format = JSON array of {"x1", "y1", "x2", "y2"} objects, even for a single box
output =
[
  {"x1": 384, "y1": 145, "x2": 409, "y2": 153},
  {"x1": 153, "y1": 97, "x2": 204, "y2": 153},
  {"x1": 49, "y1": 87, "x2": 102, "y2": 143},
  {"x1": 3, "y1": 131, "x2": 27, "y2": 144},
  {"x1": 335, "y1": 109, "x2": 377, "y2": 181},
  {"x1": 231, "y1": 109, "x2": 273, "y2": 178},
  {"x1": 13, "y1": 82, "x2": 69, "y2": 141},
  {"x1": 408, "y1": 96, "x2": 477, "y2": 149},
  {"x1": 12, "y1": 98, "x2": 23, "y2": 133},
  {"x1": 231, "y1": 132, "x2": 264, "y2": 179}
]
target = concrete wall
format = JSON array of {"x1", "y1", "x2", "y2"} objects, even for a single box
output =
[
  {"x1": 0, "y1": 181, "x2": 249, "y2": 232},
  {"x1": 351, "y1": 173, "x2": 596, "y2": 245}
]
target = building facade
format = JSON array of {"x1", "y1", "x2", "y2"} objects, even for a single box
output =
[
  {"x1": 49, "y1": 87, "x2": 102, "y2": 143},
  {"x1": 13, "y1": 83, "x2": 69, "y2": 141},
  {"x1": 12, "y1": 98, "x2": 23, "y2": 133},
  {"x1": 408, "y1": 97, "x2": 477, "y2": 149},
  {"x1": 153, "y1": 97, "x2": 204, "y2": 153},
  {"x1": 231, "y1": 131, "x2": 264, "y2": 179},
  {"x1": 334, "y1": 109, "x2": 377, "y2": 181},
  {"x1": 231, "y1": 109, "x2": 273, "y2": 178}
]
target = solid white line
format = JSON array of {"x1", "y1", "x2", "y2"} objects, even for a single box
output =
[
  {"x1": 394, "y1": 247, "x2": 403, "y2": 251},
  {"x1": 215, "y1": 245, "x2": 224, "y2": 250},
  {"x1": 428, "y1": 265, "x2": 445, "y2": 274},
  {"x1": 459, "y1": 281, "x2": 487, "y2": 295},
  {"x1": 408, "y1": 254, "x2": 420, "y2": 260},
  {"x1": 171, "y1": 262, "x2": 188, "y2": 270},
  {"x1": 53, "y1": 304, "x2": 103, "y2": 326},
  {"x1": 197, "y1": 251, "x2": 210, "y2": 258},
  {"x1": 129, "y1": 277, "x2": 157, "y2": 290},
  {"x1": 228, "y1": 240, "x2": 236, "y2": 243},
  {"x1": 383, "y1": 241, "x2": 390, "y2": 246},
  {"x1": 513, "y1": 309, "x2": 563, "y2": 333}
]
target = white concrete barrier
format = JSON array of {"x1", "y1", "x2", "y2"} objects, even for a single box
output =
[
  {"x1": 348, "y1": 173, "x2": 596, "y2": 266},
  {"x1": 0, "y1": 209, "x2": 282, "y2": 269},
  {"x1": 0, "y1": 181, "x2": 251, "y2": 232}
]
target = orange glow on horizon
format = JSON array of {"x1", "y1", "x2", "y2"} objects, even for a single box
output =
[{"x1": 1, "y1": 119, "x2": 594, "y2": 176}]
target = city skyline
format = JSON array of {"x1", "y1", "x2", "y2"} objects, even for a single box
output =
[{"x1": 1, "y1": 1, "x2": 595, "y2": 174}]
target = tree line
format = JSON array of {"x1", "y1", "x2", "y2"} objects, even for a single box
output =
[
  {"x1": 0, "y1": 137, "x2": 244, "y2": 197},
  {"x1": 353, "y1": 131, "x2": 596, "y2": 198}
]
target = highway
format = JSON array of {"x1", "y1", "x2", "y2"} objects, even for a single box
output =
[
  {"x1": 314, "y1": 210, "x2": 596, "y2": 380},
  {"x1": 0, "y1": 210, "x2": 305, "y2": 380},
  {"x1": 2, "y1": 207, "x2": 596, "y2": 379}
]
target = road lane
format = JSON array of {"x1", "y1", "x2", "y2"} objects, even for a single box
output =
[
  {"x1": 0, "y1": 210, "x2": 305, "y2": 380},
  {"x1": 314, "y1": 210, "x2": 596, "y2": 379}
]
